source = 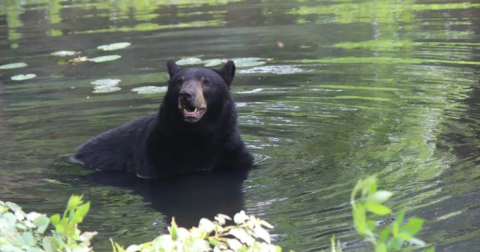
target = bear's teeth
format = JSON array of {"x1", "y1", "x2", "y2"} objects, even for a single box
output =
[{"x1": 183, "y1": 107, "x2": 198, "y2": 114}]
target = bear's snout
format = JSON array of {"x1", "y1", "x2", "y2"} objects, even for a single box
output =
[
  {"x1": 178, "y1": 80, "x2": 207, "y2": 123},
  {"x1": 179, "y1": 89, "x2": 195, "y2": 103}
]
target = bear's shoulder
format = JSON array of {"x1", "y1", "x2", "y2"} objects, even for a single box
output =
[{"x1": 74, "y1": 115, "x2": 156, "y2": 171}]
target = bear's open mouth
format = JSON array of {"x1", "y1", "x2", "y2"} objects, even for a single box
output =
[{"x1": 182, "y1": 105, "x2": 206, "y2": 122}]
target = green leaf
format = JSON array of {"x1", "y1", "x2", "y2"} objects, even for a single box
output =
[
  {"x1": 0, "y1": 62, "x2": 27, "y2": 69},
  {"x1": 366, "y1": 220, "x2": 376, "y2": 231},
  {"x1": 199, "y1": 218, "x2": 215, "y2": 233},
  {"x1": 369, "y1": 190, "x2": 394, "y2": 204},
  {"x1": 226, "y1": 239, "x2": 243, "y2": 251},
  {"x1": 33, "y1": 215, "x2": 50, "y2": 234},
  {"x1": 214, "y1": 214, "x2": 231, "y2": 226},
  {"x1": 72, "y1": 214, "x2": 84, "y2": 224},
  {"x1": 330, "y1": 236, "x2": 337, "y2": 252},
  {"x1": 229, "y1": 228, "x2": 255, "y2": 246},
  {"x1": 365, "y1": 202, "x2": 391, "y2": 215},
  {"x1": 50, "y1": 214, "x2": 60, "y2": 226},
  {"x1": 97, "y1": 42, "x2": 131, "y2": 51},
  {"x1": 22, "y1": 232, "x2": 35, "y2": 245},
  {"x1": 368, "y1": 179, "x2": 378, "y2": 195},
  {"x1": 192, "y1": 239, "x2": 210, "y2": 252},
  {"x1": 111, "y1": 239, "x2": 127, "y2": 252},
  {"x1": 11, "y1": 74, "x2": 36, "y2": 81},
  {"x1": 401, "y1": 218, "x2": 424, "y2": 235},
  {"x1": 409, "y1": 237, "x2": 426, "y2": 247},
  {"x1": 423, "y1": 247, "x2": 435, "y2": 252},
  {"x1": 56, "y1": 217, "x2": 69, "y2": 232},
  {"x1": 169, "y1": 217, "x2": 179, "y2": 240},
  {"x1": 42, "y1": 237, "x2": 54, "y2": 252},
  {"x1": 393, "y1": 211, "x2": 405, "y2": 235},
  {"x1": 378, "y1": 228, "x2": 391, "y2": 243},
  {"x1": 234, "y1": 210, "x2": 249, "y2": 224},
  {"x1": 375, "y1": 243, "x2": 387, "y2": 252},
  {"x1": 253, "y1": 226, "x2": 271, "y2": 244},
  {"x1": 89, "y1": 55, "x2": 122, "y2": 62},
  {"x1": 353, "y1": 204, "x2": 367, "y2": 233},
  {"x1": 397, "y1": 232, "x2": 413, "y2": 240},
  {"x1": 67, "y1": 195, "x2": 83, "y2": 211},
  {"x1": 387, "y1": 237, "x2": 405, "y2": 250},
  {"x1": 361, "y1": 176, "x2": 377, "y2": 198},
  {"x1": 75, "y1": 202, "x2": 90, "y2": 220}
]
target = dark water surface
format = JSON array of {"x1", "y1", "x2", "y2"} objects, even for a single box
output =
[{"x1": 1, "y1": 0, "x2": 480, "y2": 251}]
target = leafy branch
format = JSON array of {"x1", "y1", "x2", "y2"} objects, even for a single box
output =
[{"x1": 350, "y1": 176, "x2": 434, "y2": 252}]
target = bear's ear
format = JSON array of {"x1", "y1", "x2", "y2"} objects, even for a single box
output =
[
  {"x1": 167, "y1": 59, "x2": 181, "y2": 79},
  {"x1": 215, "y1": 60, "x2": 236, "y2": 87}
]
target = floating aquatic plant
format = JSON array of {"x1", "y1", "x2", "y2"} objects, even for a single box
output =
[
  {"x1": 238, "y1": 65, "x2": 310, "y2": 75},
  {"x1": 231, "y1": 58, "x2": 266, "y2": 68},
  {"x1": 131, "y1": 86, "x2": 167, "y2": 94},
  {"x1": 0, "y1": 62, "x2": 28, "y2": 69},
  {"x1": 97, "y1": 42, "x2": 131, "y2": 51},
  {"x1": 91, "y1": 79, "x2": 121, "y2": 87},
  {"x1": 175, "y1": 58, "x2": 203, "y2": 65},
  {"x1": 11, "y1": 73, "x2": 36, "y2": 81},
  {"x1": 91, "y1": 79, "x2": 121, "y2": 93},
  {"x1": 51, "y1": 51, "x2": 77, "y2": 57},
  {"x1": 203, "y1": 59, "x2": 224, "y2": 67},
  {"x1": 89, "y1": 55, "x2": 122, "y2": 63}
]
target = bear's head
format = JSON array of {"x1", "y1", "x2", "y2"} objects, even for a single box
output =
[{"x1": 166, "y1": 59, "x2": 236, "y2": 124}]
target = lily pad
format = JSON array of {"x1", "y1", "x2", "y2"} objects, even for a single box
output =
[
  {"x1": 89, "y1": 55, "x2": 122, "y2": 63},
  {"x1": 97, "y1": 42, "x2": 131, "y2": 51},
  {"x1": 132, "y1": 86, "x2": 167, "y2": 94},
  {"x1": 93, "y1": 86, "x2": 121, "y2": 93},
  {"x1": 11, "y1": 74, "x2": 36, "y2": 81},
  {"x1": 238, "y1": 65, "x2": 310, "y2": 75},
  {"x1": 0, "y1": 62, "x2": 28, "y2": 70},
  {"x1": 91, "y1": 79, "x2": 121, "y2": 87},
  {"x1": 203, "y1": 59, "x2": 224, "y2": 67},
  {"x1": 176, "y1": 58, "x2": 203, "y2": 66},
  {"x1": 231, "y1": 58, "x2": 266, "y2": 68},
  {"x1": 51, "y1": 51, "x2": 77, "y2": 57}
]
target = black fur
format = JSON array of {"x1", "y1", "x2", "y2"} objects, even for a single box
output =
[{"x1": 73, "y1": 60, "x2": 253, "y2": 179}]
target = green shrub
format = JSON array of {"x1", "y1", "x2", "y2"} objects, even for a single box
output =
[
  {"x1": 0, "y1": 195, "x2": 95, "y2": 252},
  {"x1": 350, "y1": 176, "x2": 434, "y2": 252},
  {"x1": 0, "y1": 175, "x2": 434, "y2": 252},
  {"x1": 111, "y1": 211, "x2": 280, "y2": 252}
]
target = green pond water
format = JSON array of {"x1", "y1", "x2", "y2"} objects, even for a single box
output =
[{"x1": 1, "y1": 0, "x2": 480, "y2": 251}]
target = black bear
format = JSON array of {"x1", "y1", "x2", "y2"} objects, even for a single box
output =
[{"x1": 72, "y1": 60, "x2": 253, "y2": 179}]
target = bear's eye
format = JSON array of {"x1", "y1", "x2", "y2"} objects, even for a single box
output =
[
  {"x1": 202, "y1": 77, "x2": 209, "y2": 85},
  {"x1": 176, "y1": 78, "x2": 184, "y2": 85}
]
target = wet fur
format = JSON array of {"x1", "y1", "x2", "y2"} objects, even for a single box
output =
[{"x1": 73, "y1": 60, "x2": 253, "y2": 179}]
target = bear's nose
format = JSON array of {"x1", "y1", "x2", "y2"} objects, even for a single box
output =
[{"x1": 179, "y1": 89, "x2": 195, "y2": 102}]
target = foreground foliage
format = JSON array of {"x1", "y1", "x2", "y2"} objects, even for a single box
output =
[
  {"x1": 0, "y1": 176, "x2": 434, "y2": 252},
  {"x1": 112, "y1": 211, "x2": 279, "y2": 252},
  {"x1": 0, "y1": 195, "x2": 95, "y2": 252},
  {"x1": 350, "y1": 176, "x2": 434, "y2": 252}
]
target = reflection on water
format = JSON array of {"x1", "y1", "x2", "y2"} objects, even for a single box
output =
[{"x1": 1, "y1": 0, "x2": 480, "y2": 251}]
